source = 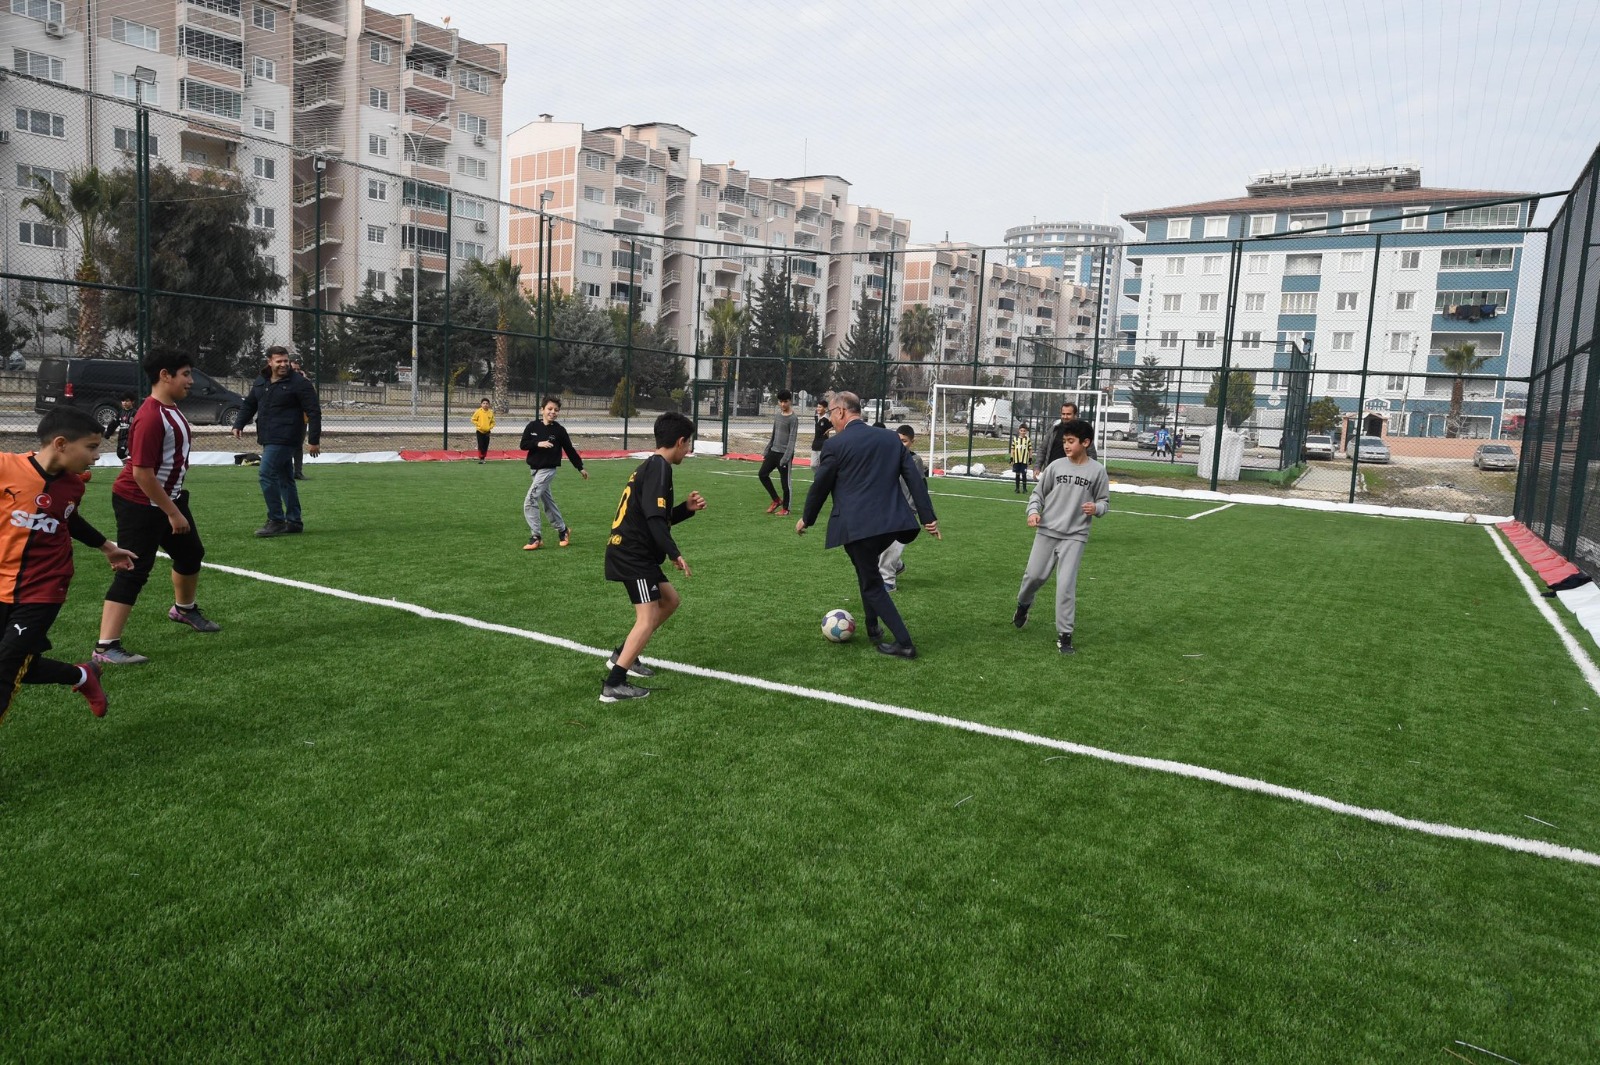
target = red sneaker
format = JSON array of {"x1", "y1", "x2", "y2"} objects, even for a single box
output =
[
  {"x1": 74, "y1": 661, "x2": 108, "y2": 718},
  {"x1": 765, "y1": 500, "x2": 781, "y2": 514},
  {"x1": 776, "y1": 507, "x2": 789, "y2": 516},
  {"x1": 558, "y1": 528, "x2": 571, "y2": 547}
]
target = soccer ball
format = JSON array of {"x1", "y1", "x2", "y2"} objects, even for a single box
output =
[{"x1": 821, "y1": 609, "x2": 856, "y2": 642}]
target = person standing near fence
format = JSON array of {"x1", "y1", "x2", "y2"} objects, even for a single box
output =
[
  {"x1": 758, "y1": 390, "x2": 798, "y2": 516},
  {"x1": 232, "y1": 345, "x2": 322, "y2": 538},
  {"x1": 471, "y1": 398, "x2": 496, "y2": 464},
  {"x1": 1010, "y1": 424, "x2": 1032, "y2": 493},
  {"x1": 519, "y1": 396, "x2": 587, "y2": 551},
  {"x1": 809, "y1": 397, "x2": 831, "y2": 473}
]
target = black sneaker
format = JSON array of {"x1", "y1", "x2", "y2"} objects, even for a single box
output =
[
  {"x1": 1058, "y1": 633, "x2": 1075, "y2": 655},
  {"x1": 606, "y1": 650, "x2": 655, "y2": 679},
  {"x1": 599, "y1": 682, "x2": 651, "y2": 703},
  {"x1": 285, "y1": 521, "x2": 304, "y2": 534},
  {"x1": 876, "y1": 642, "x2": 917, "y2": 659},
  {"x1": 255, "y1": 520, "x2": 288, "y2": 538},
  {"x1": 1013, "y1": 602, "x2": 1030, "y2": 628}
]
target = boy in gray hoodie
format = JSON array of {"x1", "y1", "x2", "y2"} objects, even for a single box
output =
[{"x1": 1013, "y1": 418, "x2": 1109, "y2": 654}]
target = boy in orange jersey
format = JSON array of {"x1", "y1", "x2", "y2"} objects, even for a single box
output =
[{"x1": 0, "y1": 408, "x2": 137, "y2": 723}]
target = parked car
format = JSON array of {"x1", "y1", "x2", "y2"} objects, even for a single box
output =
[
  {"x1": 1302, "y1": 434, "x2": 1335, "y2": 460},
  {"x1": 1473, "y1": 443, "x2": 1518, "y2": 470},
  {"x1": 35, "y1": 356, "x2": 245, "y2": 427},
  {"x1": 1347, "y1": 435, "x2": 1391, "y2": 464},
  {"x1": 1135, "y1": 430, "x2": 1158, "y2": 450}
]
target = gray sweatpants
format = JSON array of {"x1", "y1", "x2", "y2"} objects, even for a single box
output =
[
  {"x1": 524, "y1": 467, "x2": 566, "y2": 539},
  {"x1": 1017, "y1": 534, "x2": 1086, "y2": 635}
]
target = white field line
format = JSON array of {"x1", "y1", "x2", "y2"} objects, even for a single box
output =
[
  {"x1": 202, "y1": 558, "x2": 1600, "y2": 868},
  {"x1": 1485, "y1": 526, "x2": 1600, "y2": 698},
  {"x1": 1187, "y1": 503, "x2": 1236, "y2": 521}
]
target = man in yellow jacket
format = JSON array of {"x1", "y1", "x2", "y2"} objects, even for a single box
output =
[{"x1": 471, "y1": 399, "x2": 496, "y2": 463}]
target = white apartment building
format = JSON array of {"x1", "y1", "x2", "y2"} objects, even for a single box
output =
[
  {"x1": 1, "y1": 1, "x2": 505, "y2": 350},
  {"x1": 505, "y1": 117, "x2": 909, "y2": 372},
  {"x1": 1003, "y1": 220, "x2": 1122, "y2": 351}
]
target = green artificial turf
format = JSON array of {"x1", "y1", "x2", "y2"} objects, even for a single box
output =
[{"x1": 2, "y1": 458, "x2": 1597, "y2": 1062}]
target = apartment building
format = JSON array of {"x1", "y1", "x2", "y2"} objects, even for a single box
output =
[
  {"x1": 1003, "y1": 220, "x2": 1122, "y2": 351},
  {"x1": 1, "y1": 0, "x2": 505, "y2": 348},
  {"x1": 505, "y1": 117, "x2": 909, "y2": 371},
  {"x1": 1119, "y1": 164, "x2": 1534, "y2": 438}
]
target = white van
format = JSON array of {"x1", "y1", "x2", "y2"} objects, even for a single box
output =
[{"x1": 1095, "y1": 406, "x2": 1138, "y2": 441}]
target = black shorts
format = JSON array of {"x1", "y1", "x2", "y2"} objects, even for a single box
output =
[{"x1": 614, "y1": 571, "x2": 666, "y2": 605}]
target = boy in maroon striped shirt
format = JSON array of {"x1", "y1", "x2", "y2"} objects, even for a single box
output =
[{"x1": 94, "y1": 350, "x2": 221, "y2": 666}]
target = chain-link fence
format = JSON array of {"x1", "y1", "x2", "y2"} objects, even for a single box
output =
[{"x1": 0, "y1": 76, "x2": 1536, "y2": 512}]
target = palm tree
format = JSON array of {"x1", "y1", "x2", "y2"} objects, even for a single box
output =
[
  {"x1": 707, "y1": 297, "x2": 747, "y2": 382},
  {"x1": 21, "y1": 167, "x2": 128, "y2": 358},
  {"x1": 1440, "y1": 341, "x2": 1489, "y2": 438},
  {"x1": 463, "y1": 256, "x2": 526, "y2": 412}
]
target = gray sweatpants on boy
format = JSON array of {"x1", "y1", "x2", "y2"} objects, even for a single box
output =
[
  {"x1": 524, "y1": 467, "x2": 566, "y2": 538},
  {"x1": 1017, "y1": 534, "x2": 1086, "y2": 635}
]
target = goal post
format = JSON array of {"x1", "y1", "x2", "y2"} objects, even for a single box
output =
[{"x1": 928, "y1": 382, "x2": 1106, "y2": 478}]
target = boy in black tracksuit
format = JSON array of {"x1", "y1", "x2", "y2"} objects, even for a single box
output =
[{"x1": 518, "y1": 396, "x2": 587, "y2": 550}]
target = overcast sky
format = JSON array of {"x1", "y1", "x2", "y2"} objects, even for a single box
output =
[{"x1": 397, "y1": 0, "x2": 1599, "y2": 245}]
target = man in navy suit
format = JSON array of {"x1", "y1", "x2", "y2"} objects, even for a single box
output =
[{"x1": 797, "y1": 392, "x2": 940, "y2": 658}]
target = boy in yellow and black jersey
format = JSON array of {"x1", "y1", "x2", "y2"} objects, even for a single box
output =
[{"x1": 600, "y1": 411, "x2": 706, "y2": 703}]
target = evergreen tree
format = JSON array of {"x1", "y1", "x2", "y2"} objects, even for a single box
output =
[
  {"x1": 1129, "y1": 356, "x2": 1170, "y2": 427},
  {"x1": 832, "y1": 285, "x2": 885, "y2": 396},
  {"x1": 1306, "y1": 397, "x2": 1343, "y2": 435},
  {"x1": 1204, "y1": 370, "x2": 1257, "y2": 428},
  {"x1": 745, "y1": 260, "x2": 826, "y2": 394}
]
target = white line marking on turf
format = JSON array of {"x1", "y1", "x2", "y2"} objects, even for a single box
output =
[
  {"x1": 203, "y1": 558, "x2": 1600, "y2": 868},
  {"x1": 1486, "y1": 525, "x2": 1600, "y2": 698},
  {"x1": 1187, "y1": 503, "x2": 1236, "y2": 520}
]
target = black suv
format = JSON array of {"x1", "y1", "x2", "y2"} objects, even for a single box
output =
[{"x1": 34, "y1": 357, "x2": 244, "y2": 426}]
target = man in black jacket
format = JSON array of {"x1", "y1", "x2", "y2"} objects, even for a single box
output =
[{"x1": 232, "y1": 345, "x2": 321, "y2": 538}]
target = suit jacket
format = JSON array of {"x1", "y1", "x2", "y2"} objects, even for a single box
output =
[{"x1": 801, "y1": 420, "x2": 937, "y2": 549}]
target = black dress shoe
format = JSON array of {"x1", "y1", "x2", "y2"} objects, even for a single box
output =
[{"x1": 876, "y1": 642, "x2": 917, "y2": 659}]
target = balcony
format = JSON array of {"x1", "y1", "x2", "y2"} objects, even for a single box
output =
[
  {"x1": 292, "y1": 176, "x2": 345, "y2": 205},
  {"x1": 293, "y1": 128, "x2": 344, "y2": 155},
  {"x1": 713, "y1": 259, "x2": 744, "y2": 276},
  {"x1": 717, "y1": 200, "x2": 746, "y2": 221},
  {"x1": 294, "y1": 81, "x2": 343, "y2": 111},
  {"x1": 404, "y1": 59, "x2": 455, "y2": 100},
  {"x1": 294, "y1": 223, "x2": 344, "y2": 253},
  {"x1": 616, "y1": 173, "x2": 647, "y2": 194},
  {"x1": 661, "y1": 270, "x2": 682, "y2": 288},
  {"x1": 401, "y1": 110, "x2": 453, "y2": 143},
  {"x1": 294, "y1": 33, "x2": 345, "y2": 66},
  {"x1": 658, "y1": 299, "x2": 680, "y2": 316}
]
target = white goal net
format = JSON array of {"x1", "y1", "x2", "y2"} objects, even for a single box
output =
[{"x1": 928, "y1": 383, "x2": 1106, "y2": 478}]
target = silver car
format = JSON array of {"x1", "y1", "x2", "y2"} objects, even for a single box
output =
[
  {"x1": 1349, "y1": 435, "x2": 1391, "y2": 464},
  {"x1": 1474, "y1": 443, "x2": 1518, "y2": 470},
  {"x1": 1302, "y1": 434, "x2": 1334, "y2": 460}
]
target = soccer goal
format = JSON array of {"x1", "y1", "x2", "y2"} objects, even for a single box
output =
[{"x1": 928, "y1": 383, "x2": 1106, "y2": 478}]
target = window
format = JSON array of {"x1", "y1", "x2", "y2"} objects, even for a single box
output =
[
  {"x1": 1398, "y1": 250, "x2": 1420, "y2": 270},
  {"x1": 457, "y1": 157, "x2": 487, "y2": 180},
  {"x1": 582, "y1": 282, "x2": 601, "y2": 298},
  {"x1": 1288, "y1": 213, "x2": 1327, "y2": 232},
  {"x1": 455, "y1": 241, "x2": 485, "y2": 261},
  {"x1": 16, "y1": 163, "x2": 66, "y2": 194},
  {"x1": 251, "y1": 107, "x2": 275, "y2": 131},
  {"x1": 400, "y1": 226, "x2": 447, "y2": 254},
  {"x1": 112, "y1": 127, "x2": 158, "y2": 154},
  {"x1": 368, "y1": 134, "x2": 388, "y2": 158},
  {"x1": 457, "y1": 113, "x2": 488, "y2": 136},
  {"x1": 111, "y1": 73, "x2": 160, "y2": 104},
  {"x1": 458, "y1": 68, "x2": 489, "y2": 94},
  {"x1": 252, "y1": 205, "x2": 274, "y2": 229},
  {"x1": 1284, "y1": 254, "x2": 1322, "y2": 276},
  {"x1": 583, "y1": 186, "x2": 605, "y2": 204},
  {"x1": 1280, "y1": 292, "x2": 1318, "y2": 314},
  {"x1": 13, "y1": 108, "x2": 65, "y2": 139},
  {"x1": 1167, "y1": 218, "x2": 1191, "y2": 240},
  {"x1": 1166, "y1": 257, "x2": 1185, "y2": 276},
  {"x1": 370, "y1": 41, "x2": 391, "y2": 64},
  {"x1": 18, "y1": 279, "x2": 67, "y2": 302},
  {"x1": 1335, "y1": 291, "x2": 1359, "y2": 311},
  {"x1": 1162, "y1": 293, "x2": 1182, "y2": 312},
  {"x1": 1247, "y1": 254, "x2": 1270, "y2": 274},
  {"x1": 111, "y1": 16, "x2": 159, "y2": 50},
  {"x1": 1444, "y1": 205, "x2": 1520, "y2": 229},
  {"x1": 1389, "y1": 332, "x2": 1411, "y2": 352},
  {"x1": 180, "y1": 27, "x2": 244, "y2": 70},
  {"x1": 1244, "y1": 292, "x2": 1265, "y2": 312},
  {"x1": 251, "y1": 56, "x2": 275, "y2": 81},
  {"x1": 368, "y1": 88, "x2": 389, "y2": 110},
  {"x1": 1249, "y1": 214, "x2": 1276, "y2": 236},
  {"x1": 252, "y1": 156, "x2": 275, "y2": 180},
  {"x1": 1342, "y1": 209, "x2": 1370, "y2": 232},
  {"x1": 1339, "y1": 251, "x2": 1364, "y2": 272},
  {"x1": 1394, "y1": 292, "x2": 1415, "y2": 311},
  {"x1": 1204, "y1": 216, "x2": 1228, "y2": 238},
  {"x1": 181, "y1": 79, "x2": 242, "y2": 119},
  {"x1": 13, "y1": 49, "x2": 64, "y2": 82},
  {"x1": 367, "y1": 224, "x2": 386, "y2": 244},
  {"x1": 10, "y1": 0, "x2": 63, "y2": 22},
  {"x1": 1196, "y1": 331, "x2": 1217, "y2": 348},
  {"x1": 698, "y1": 213, "x2": 710, "y2": 227},
  {"x1": 188, "y1": 0, "x2": 241, "y2": 14},
  {"x1": 1440, "y1": 247, "x2": 1515, "y2": 270},
  {"x1": 17, "y1": 220, "x2": 65, "y2": 247},
  {"x1": 1197, "y1": 293, "x2": 1218, "y2": 311},
  {"x1": 1159, "y1": 330, "x2": 1179, "y2": 348},
  {"x1": 402, "y1": 180, "x2": 448, "y2": 211},
  {"x1": 583, "y1": 153, "x2": 608, "y2": 171},
  {"x1": 1386, "y1": 375, "x2": 1406, "y2": 392},
  {"x1": 1401, "y1": 207, "x2": 1429, "y2": 230},
  {"x1": 1203, "y1": 255, "x2": 1224, "y2": 275},
  {"x1": 581, "y1": 250, "x2": 603, "y2": 267},
  {"x1": 1240, "y1": 331, "x2": 1262, "y2": 349},
  {"x1": 365, "y1": 270, "x2": 386, "y2": 293},
  {"x1": 1435, "y1": 290, "x2": 1510, "y2": 315},
  {"x1": 1331, "y1": 332, "x2": 1353, "y2": 351},
  {"x1": 253, "y1": 5, "x2": 276, "y2": 30},
  {"x1": 367, "y1": 178, "x2": 387, "y2": 201},
  {"x1": 1327, "y1": 373, "x2": 1348, "y2": 391}
]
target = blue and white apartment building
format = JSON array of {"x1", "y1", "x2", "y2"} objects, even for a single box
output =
[{"x1": 1118, "y1": 164, "x2": 1533, "y2": 439}]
